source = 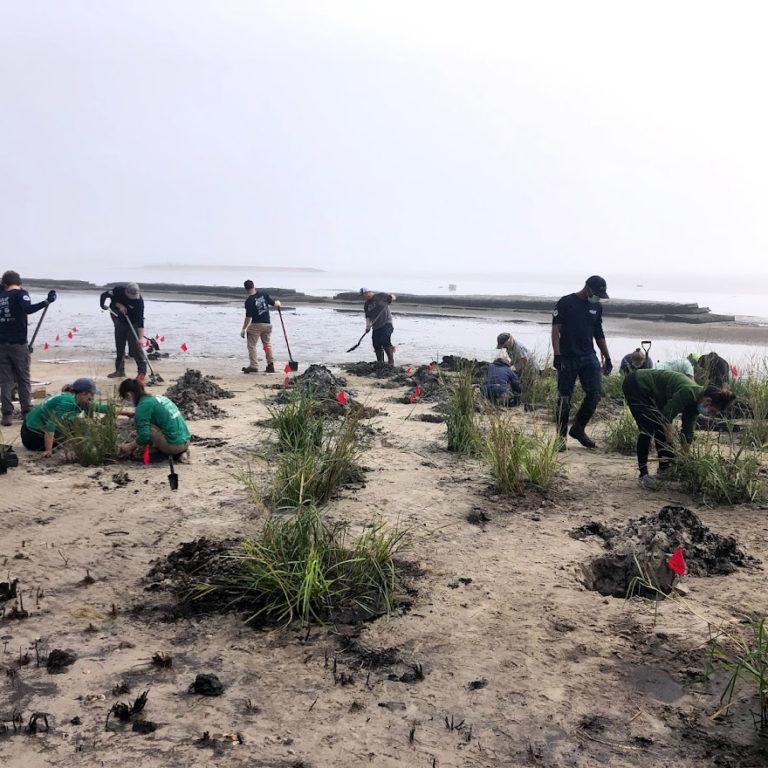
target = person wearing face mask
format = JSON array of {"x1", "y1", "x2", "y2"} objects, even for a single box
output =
[
  {"x1": 622, "y1": 368, "x2": 735, "y2": 490},
  {"x1": 551, "y1": 275, "x2": 612, "y2": 451}
]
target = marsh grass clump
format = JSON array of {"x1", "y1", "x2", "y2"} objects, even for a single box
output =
[
  {"x1": 603, "y1": 407, "x2": 639, "y2": 455},
  {"x1": 731, "y1": 373, "x2": 768, "y2": 449},
  {"x1": 267, "y1": 387, "x2": 324, "y2": 453},
  {"x1": 272, "y1": 408, "x2": 365, "y2": 508},
  {"x1": 445, "y1": 366, "x2": 480, "y2": 454},
  {"x1": 602, "y1": 373, "x2": 625, "y2": 401},
  {"x1": 60, "y1": 405, "x2": 119, "y2": 467},
  {"x1": 196, "y1": 505, "x2": 408, "y2": 626},
  {"x1": 484, "y1": 412, "x2": 561, "y2": 493},
  {"x1": 673, "y1": 433, "x2": 768, "y2": 505}
]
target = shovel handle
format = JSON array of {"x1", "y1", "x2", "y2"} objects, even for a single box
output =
[
  {"x1": 276, "y1": 306, "x2": 295, "y2": 363},
  {"x1": 28, "y1": 304, "x2": 50, "y2": 353}
]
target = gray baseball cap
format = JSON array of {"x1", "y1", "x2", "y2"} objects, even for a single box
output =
[{"x1": 125, "y1": 282, "x2": 141, "y2": 299}]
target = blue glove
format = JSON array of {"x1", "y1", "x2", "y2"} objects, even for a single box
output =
[{"x1": 47, "y1": 290, "x2": 57, "y2": 303}]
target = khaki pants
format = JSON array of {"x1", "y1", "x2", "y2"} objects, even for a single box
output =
[
  {"x1": 151, "y1": 425, "x2": 189, "y2": 456},
  {"x1": 246, "y1": 323, "x2": 273, "y2": 367}
]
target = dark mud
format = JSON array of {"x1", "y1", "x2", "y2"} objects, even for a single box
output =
[
  {"x1": 415, "y1": 413, "x2": 445, "y2": 424},
  {"x1": 342, "y1": 362, "x2": 411, "y2": 381},
  {"x1": 165, "y1": 369, "x2": 234, "y2": 420},
  {"x1": 46, "y1": 649, "x2": 76, "y2": 674},
  {"x1": 189, "y1": 673, "x2": 224, "y2": 696},
  {"x1": 579, "y1": 505, "x2": 759, "y2": 597}
]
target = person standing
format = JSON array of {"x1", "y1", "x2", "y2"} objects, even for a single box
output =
[
  {"x1": 99, "y1": 282, "x2": 147, "y2": 380},
  {"x1": 360, "y1": 288, "x2": 396, "y2": 365},
  {"x1": 0, "y1": 270, "x2": 56, "y2": 426},
  {"x1": 240, "y1": 280, "x2": 280, "y2": 373},
  {"x1": 551, "y1": 275, "x2": 612, "y2": 450}
]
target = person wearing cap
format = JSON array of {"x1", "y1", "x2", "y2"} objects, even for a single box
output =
[
  {"x1": 495, "y1": 333, "x2": 536, "y2": 374},
  {"x1": 551, "y1": 275, "x2": 612, "y2": 450},
  {"x1": 360, "y1": 288, "x2": 397, "y2": 365},
  {"x1": 481, "y1": 353, "x2": 523, "y2": 405},
  {"x1": 117, "y1": 378, "x2": 191, "y2": 459},
  {"x1": 240, "y1": 280, "x2": 281, "y2": 373},
  {"x1": 99, "y1": 282, "x2": 146, "y2": 380},
  {"x1": 619, "y1": 347, "x2": 654, "y2": 375},
  {"x1": 0, "y1": 270, "x2": 57, "y2": 427},
  {"x1": 21, "y1": 378, "x2": 110, "y2": 457}
]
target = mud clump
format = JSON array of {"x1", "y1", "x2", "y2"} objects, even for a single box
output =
[
  {"x1": 279, "y1": 365, "x2": 378, "y2": 418},
  {"x1": 439, "y1": 355, "x2": 489, "y2": 383},
  {"x1": 579, "y1": 505, "x2": 758, "y2": 598},
  {"x1": 189, "y1": 673, "x2": 225, "y2": 696},
  {"x1": 165, "y1": 369, "x2": 234, "y2": 420},
  {"x1": 46, "y1": 649, "x2": 77, "y2": 673},
  {"x1": 343, "y1": 362, "x2": 411, "y2": 382},
  {"x1": 415, "y1": 413, "x2": 445, "y2": 424}
]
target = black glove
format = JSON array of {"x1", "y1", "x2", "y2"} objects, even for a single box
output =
[
  {"x1": 553, "y1": 354, "x2": 562, "y2": 371},
  {"x1": 603, "y1": 358, "x2": 613, "y2": 375},
  {"x1": 47, "y1": 290, "x2": 57, "y2": 304}
]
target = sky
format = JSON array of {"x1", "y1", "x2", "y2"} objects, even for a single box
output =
[{"x1": 2, "y1": 1, "x2": 767, "y2": 279}]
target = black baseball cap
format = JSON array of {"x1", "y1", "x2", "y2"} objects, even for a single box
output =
[{"x1": 586, "y1": 275, "x2": 609, "y2": 299}]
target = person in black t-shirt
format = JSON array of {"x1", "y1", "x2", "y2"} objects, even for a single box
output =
[
  {"x1": 99, "y1": 282, "x2": 147, "y2": 380},
  {"x1": 0, "y1": 270, "x2": 56, "y2": 426},
  {"x1": 551, "y1": 275, "x2": 612, "y2": 450},
  {"x1": 240, "y1": 280, "x2": 281, "y2": 373},
  {"x1": 360, "y1": 288, "x2": 396, "y2": 365}
]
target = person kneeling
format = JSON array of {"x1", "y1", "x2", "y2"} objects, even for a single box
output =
[
  {"x1": 622, "y1": 368, "x2": 734, "y2": 490},
  {"x1": 118, "y1": 378, "x2": 191, "y2": 460},
  {"x1": 481, "y1": 354, "x2": 522, "y2": 406}
]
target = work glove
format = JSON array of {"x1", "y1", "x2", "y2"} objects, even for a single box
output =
[
  {"x1": 240, "y1": 330, "x2": 246, "y2": 339},
  {"x1": 603, "y1": 358, "x2": 613, "y2": 376},
  {"x1": 553, "y1": 354, "x2": 562, "y2": 371},
  {"x1": 365, "y1": 321, "x2": 372, "y2": 332},
  {"x1": 274, "y1": 300, "x2": 282, "y2": 308},
  {"x1": 47, "y1": 290, "x2": 57, "y2": 304}
]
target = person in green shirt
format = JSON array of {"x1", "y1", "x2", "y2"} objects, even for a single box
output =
[
  {"x1": 21, "y1": 378, "x2": 110, "y2": 457},
  {"x1": 117, "y1": 378, "x2": 191, "y2": 459},
  {"x1": 622, "y1": 369, "x2": 735, "y2": 490}
]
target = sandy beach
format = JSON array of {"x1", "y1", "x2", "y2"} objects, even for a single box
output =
[{"x1": 1, "y1": 353, "x2": 767, "y2": 768}]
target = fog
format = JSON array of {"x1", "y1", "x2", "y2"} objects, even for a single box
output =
[{"x1": 2, "y1": 1, "x2": 767, "y2": 279}]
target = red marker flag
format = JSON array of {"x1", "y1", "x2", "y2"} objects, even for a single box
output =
[
  {"x1": 155, "y1": 334, "x2": 160, "y2": 340},
  {"x1": 409, "y1": 393, "x2": 416, "y2": 404},
  {"x1": 55, "y1": 335, "x2": 60, "y2": 342},
  {"x1": 336, "y1": 390, "x2": 348, "y2": 406},
  {"x1": 71, "y1": 326, "x2": 78, "y2": 332},
  {"x1": 67, "y1": 331, "x2": 74, "y2": 339},
  {"x1": 160, "y1": 336, "x2": 165, "y2": 342},
  {"x1": 180, "y1": 342, "x2": 188, "y2": 352},
  {"x1": 731, "y1": 365, "x2": 739, "y2": 377},
  {"x1": 667, "y1": 546, "x2": 686, "y2": 576},
  {"x1": 283, "y1": 376, "x2": 290, "y2": 388},
  {"x1": 406, "y1": 367, "x2": 413, "y2": 374},
  {"x1": 284, "y1": 363, "x2": 292, "y2": 374},
  {"x1": 414, "y1": 385, "x2": 422, "y2": 397},
  {"x1": 43, "y1": 342, "x2": 49, "y2": 350},
  {"x1": 142, "y1": 445, "x2": 150, "y2": 465}
]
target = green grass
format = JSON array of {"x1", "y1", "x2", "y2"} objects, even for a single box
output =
[
  {"x1": 445, "y1": 365, "x2": 480, "y2": 454},
  {"x1": 267, "y1": 387, "x2": 324, "y2": 453},
  {"x1": 602, "y1": 373, "x2": 625, "y2": 400},
  {"x1": 731, "y1": 372, "x2": 768, "y2": 450},
  {"x1": 603, "y1": 407, "x2": 639, "y2": 455},
  {"x1": 196, "y1": 504, "x2": 408, "y2": 626},
  {"x1": 483, "y1": 411, "x2": 561, "y2": 493},
  {"x1": 60, "y1": 405, "x2": 119, "y2": 466}
]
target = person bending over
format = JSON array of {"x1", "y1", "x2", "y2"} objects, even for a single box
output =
[
  {"x1": 481, "y1": 354, "x2": 522, "y2": 405},
  {"x1": 99, "y1": 282, "x2": 146, "y2": 381},
  {"x1": 619, "y1": 348, "x2": 653, "y2": 374},
  {"x1": 622, "y1": 368, "x2": 734, "y2": 490},
  {"x1": 118, "y1": 378, "x2": 191, "y2": 459},
  {"x1": 361, "y1": 288, "x2": 396, "y2": 365}
]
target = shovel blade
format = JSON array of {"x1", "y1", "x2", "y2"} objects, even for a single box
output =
[
  {"x1": 288, "y1": 361, "x2": 299, "y2": 372},
  {"x1": 168, "y1": 472, "x2": 179, "y2": 491}
]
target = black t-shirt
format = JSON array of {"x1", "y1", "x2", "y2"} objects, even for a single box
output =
[
  {"x1": 245, "y1": 291, "x2": 274, "y2": 324},
  {"x1": 99, "y1": 286, "x2": 145, "y2": 326},
  {"x1": 552, "y1": 293, "x2": 605, "y2": 357},
  {"x1": 0, "y1": 288, "x2": 48, "y2": 345}
]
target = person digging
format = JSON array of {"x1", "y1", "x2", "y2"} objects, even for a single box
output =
[
  {"x1": 117, "y1": 378, "x2": 191, "y2": 460},
  {"x1": 360, "y1": 288, "x2": 396, "y2": 365},
  {"x1": 622, "y1": 368, "x2": 735, "y2": 490},
  {"x1": 240, "y1": 280, "x2": 281, "y2": 373},
  {"x1": 551, "y1": 275, "x2": 612, "y2": 451},
  {"x1": 0, "y1": 270, "x2": 57, "y2": 427},
  {"x1": 99, "y1": 282, "x2": 147, "y2": 381}
]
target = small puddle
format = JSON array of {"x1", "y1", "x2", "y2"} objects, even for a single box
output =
[{"x1": 627, "y1": 664, "x2": 685, "y2": 703}]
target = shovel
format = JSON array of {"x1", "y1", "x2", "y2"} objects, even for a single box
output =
[
  {"x1": 641, "y1": 340, "x2": 652, "y2": 357},
  {"x1": 346, "y1": 306, "x2": 387, "y2": 354},
  {"x1": 108, "y1": 310, "x2": 164, "y2": 385},
  {"x1": 276, "y1": 305, "x2": 299, "y2": 372},
  {"x1": 167, "y1": 455, "x2": 179, "y2": 491},
  {"x1": 28, "y1": 304, "x2": 50, "y2": 353}
]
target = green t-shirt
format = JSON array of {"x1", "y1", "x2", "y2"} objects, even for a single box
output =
[
  {"x1": 635, "y1": 369, "x2": 704, "y2": 442},
  {"x1": 25, "y1": 392, "x2": 110, "y2": 434},
  {"x1": 134, "y1": 395, "x2": 191, "y2": 447}
]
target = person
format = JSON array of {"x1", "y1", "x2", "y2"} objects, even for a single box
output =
[
  {"x1": 551, "y1": 275, "x2": 612, "y2": 450},
  {"x1": 21, "y1": 378, "x2": 112, "y2": 456},
  {"x1": 622, "y1": 368, "x2": 735, "y2": 490},
  {"x1": 99, "y1": 282, "x2": 146, "y2": 380},
  {"x1": 657, "y1": 358, "x2": 695, "y2": 378},
  {"x1": 620, "y1": 347, "x2": 653, "y2": 374},
  {"x1": 0, "y1": 270, "x2": 56, "y2": 427},
  {"x1": 361, "y1": 288, "x2": 396, "y2": 365},
  {"x1": 694, "y1": 351, "x2": 731, "y2": 388},
  {"x1": 481, "y1": 354, "x2": 522, "y2": 405},
  {"x1": 117, "y1": 378, "x2": 191, "y2": 459},
  {"x1": 495, "y1": 333, "x2": 536, "y2": 374},
  {"x1": 240, "y1": 280, "x2": 280, "y2": 373}
]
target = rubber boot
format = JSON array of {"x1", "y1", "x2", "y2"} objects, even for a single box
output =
[
  {"x1": 265, "y1": 363, "x2": 275, "y2": 373},
  {"x1": 556, "y1": 396, "x2": 570, "y2": 452},
  {"x1": 386, "y1": 347, "x2": 395, "y2": 367},
  {"x1": 375, "y1": 349, "x2": 385, "y2": 364},
  {"x1": 107, "y1": 368, "x2": 126, "y2": 379},
  {"x1": 569, "y1": 393, "x2": 599, "y2": 449}
]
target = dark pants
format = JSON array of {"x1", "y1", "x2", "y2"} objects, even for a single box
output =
[
  {"x1": 481, "y1": 386, "x2": 519, "y2": 407},
  {"x1": 623, "y1": 372, "x2": 673, "y2": 477},
  {"x1": 372, "y1": 323, "x2": 394, "y2": 353},
  {"x1": 0, "y1": 343, "x2": 32, "y2": 416},
  {"x1": 556, "y1": 353, "x2": 602, "y2": 435},
  {"x1": 21, "y1": 422, "x2": 48, "y2": 451},
  {"x1": 112, "y1": 316, "x2": 147, "y2": 375}
]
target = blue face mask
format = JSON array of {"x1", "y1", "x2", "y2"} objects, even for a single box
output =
[
  {"x1": 588, "y1": 294, "x2": 600, "y2": 304},
  {"x1": 697, "y1": 404, "x2": 710, "y2": 416}
]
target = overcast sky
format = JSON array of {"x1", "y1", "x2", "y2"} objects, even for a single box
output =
[{"x1": 2, "y1": 1, "x2": 767, "y2": 277}]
